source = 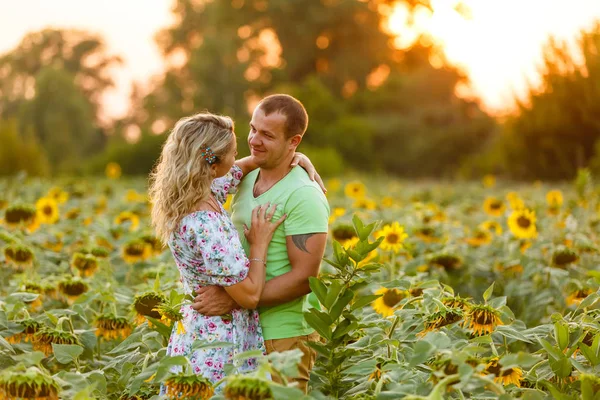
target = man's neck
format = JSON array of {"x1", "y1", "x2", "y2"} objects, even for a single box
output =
[{"x1": 254, "y1": 157, "x2": 294, "y2": 196}]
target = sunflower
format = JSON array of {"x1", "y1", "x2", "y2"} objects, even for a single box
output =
[
  {"x1": 105, "y1": 162, "x2": 122, "y2": 179},
  {"x1": 506, "y1": 192, "x2": 525, "y2": 210},
  {"x1": 43, "y1": 234, "x2": 64, "y2": 252},
  {"x1": 0, "y1": 366, "x2": 60, "y2": 400},
  {"x1": 4, "y1": 244, "x2": 35, "y2": 271},
  {"x1": 353, "y1": 198, "x2": 377, "y2": 210},
  {"x1": 429, "y1": 253, "x2": 462, "y2": 271},
  {"x1": 328, "y1": 207, "x2": 346, "y2": 224},
  {"x1": 114, "y1": 211, "x2": 140, "y2": 232},
  {"x1": 483, "y1": 197, "x2": 505, "y2": 217},
  {"x1": 546, "y1": 190, "x2": 563, "y2": 208},
  {"x1": 64, "y1": 207, "x2": 81, "y2": 220},
  {"x1": 375, "y1": 222, "x2": 408, "y2": 253},
  {"x1": 223, "y1": 194, "x2": 233, "y2": 211},
  {"x1": 94, "y1": 314, "x2": 133, "y2": 340},
  {"x1": 122, "y1": 240, "x2": 153, "y2": 264},
  {"x1": 327, "y1": 178, "x2": 342, "y2": 193},
  {"x1": 415, "y1": 226, "x2": 441, "y2": 243},
  {"x1": 58, "y1": 277, "x2": 89, "y2": 305},
  {"x1": 494, "y1": 262, "x2": 524, "y2": 277},
  {"x1": 133, "y1": 291, "x2": 167, "y2": 326},
  {"x1": 4, "y1": 204, "x2": 39, "y2": 232},
  {"x1": 566, "y1": 288, "x2": 593, "y2": 306},
  {"x1": 507, "y1": 208, "x2": 537, "y2": 239},
  {"x1": 479, "y1": 220, "x2": 502, "y2": 235},
  {"x1": 421, "y1": 308, "x2": 463, "y2": 336},
  {"x1": 125, "y1": 189, "x2": 146, "y2": 203},
  {"x1": 71, "y1": 253, "x2": 99, "y2": 277},
  {"x1": 331, "y1": 224, "x2": 358, "y2": 247},
  {"x1": 94, "y1": 196, "x2": 108, "y2": 214},
  {"x1": 34, "y1": 197, "x2": 60, "y2": 225},
  {"x1": 344, "y1": 181, "x2": 366, "y2": 199},
  {"x1": 6, "y1": 319, "x2": 42, "y2": 344},
  {"x1": 552, "y1": 247, "x2": 578, "y2": 268},
  {"x1": 381, "y1": 196, "x2": 395, "y2": 208},
  {"x1": 442, "y1": 296, "x2": 472, "y2": 311},
  {"x1": 464, "y1": 304, "x2": 503, "y2": 336},
  {"x1": 33, "y1": 327, "x2": 80, "y2": 356},
  {"x1": 46, "y1": 187, "x2": 69, "y2": 204},
  {"x1": 465, "y1": 229, "x2": 492, "y2": 247},
  {"x1": 223, "y1": 375, "x2": 270, "y2": 400},
  {"x1": 163, "y1": 374, "x2": 214, "y2": 399},
  {"x1": 482, "y1": 174, "x2": 496, "y2": 188},
  {"x1": 485, "y1": 358, "x2": 522, "y2": 387},
  {"x1": 372, "y1": 287, "x2": 407, "y2": 317},
  {"x1": 140, "y1": 235, "x2": 163, "y2": 256}
]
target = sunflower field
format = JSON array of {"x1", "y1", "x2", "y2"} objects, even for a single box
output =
[{"x1": 1, "y1": 168, "x2": 600, "y2": 399}]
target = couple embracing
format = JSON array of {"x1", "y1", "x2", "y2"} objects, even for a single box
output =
[{"x1": 149, "y1": 94, "x2": 330, "y2": 394}]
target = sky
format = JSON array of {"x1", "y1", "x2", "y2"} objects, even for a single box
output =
[{"x1": 2, "y1": 0, "x2": 600, "y2": 119}]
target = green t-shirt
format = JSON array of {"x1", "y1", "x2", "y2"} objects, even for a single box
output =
[{"x1": 231, "y1": 166, "x2": 330, "y2": 340}]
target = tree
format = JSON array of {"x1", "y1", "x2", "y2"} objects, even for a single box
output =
[
  {"x1": 0, "y1": 28, "x2": 121, "y2": 121},
  {"x1": 500, "y1": 23, "x2": 600, "y2": 180},
  {"x1": 19, "y1": 67, "x2": 100, "y2": 172},
  {"x1": 0, "y1": 119, "x2": 49, "y2": 176}
]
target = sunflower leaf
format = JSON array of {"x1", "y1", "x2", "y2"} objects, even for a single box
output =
[
  {"x1": 330, "y1": 290, "x2": 354, "y2": 322},
  {"x1": 53, "y1": 343, "x2": 83, "y2": 364},
  {"x1": 309, "y1": 277, "x2": 328, "y2": 306},
  {"x1": 351, "y1": 294, "x2": 382, "y2": 311},
  {"x1": 303, "y1": 311, "x2": 332, "y2": 341},
  {"x1": 482, "y1": 282, "x2": 495, "y2": 302}
]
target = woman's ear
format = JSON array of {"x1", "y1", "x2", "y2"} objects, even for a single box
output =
[{"x1": 210, "y1": 164, "x2": 218, "y2": 178}]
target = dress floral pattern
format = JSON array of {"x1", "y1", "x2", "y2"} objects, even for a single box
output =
[{"x1": 162, "y1": 165, "x2": 265, "y2": 390}]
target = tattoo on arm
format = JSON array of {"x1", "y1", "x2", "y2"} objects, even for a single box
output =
[{"x1": 292, "y1": 233, "x2": 314, "y2": 253}]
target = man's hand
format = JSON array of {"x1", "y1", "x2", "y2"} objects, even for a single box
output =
[{"x1": 192, "y1": 286, "x2": 237, "y2": 316}]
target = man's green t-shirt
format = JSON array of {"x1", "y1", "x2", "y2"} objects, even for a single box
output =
[{"x1": 231, "y1": 166, "x2": 330, "y2": 340}]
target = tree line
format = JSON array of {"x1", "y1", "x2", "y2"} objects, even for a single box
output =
[{"x1": 1, "y1": 0, "x2": 598, "y2": 181}]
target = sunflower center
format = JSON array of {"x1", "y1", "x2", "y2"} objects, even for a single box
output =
[
  {"x1": 383, "y1": 290, "x2": 404, "y2": 308},
  {"x1": 386, "y1": 233, "x2": 399, "y2": 244},
  {"x1": 516, "y1": 216, "x2": 531, "y2": 228},
  {"x1": 126, "y1": 245, "x2": 145, "y2": 256},
  {"x1": 43, "y1": 205, "x2": 53, "y2": 215},
  {"x1": 491, "y1": 201, "x2": 502, "y2": 210},
  {"x1": 473, "y1": 309, "x2": 495, "y2": 325}
]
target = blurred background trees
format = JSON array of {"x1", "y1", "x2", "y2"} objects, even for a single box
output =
[{"x1": 1, "y1": 1, "x2": 599, "y2": 181}]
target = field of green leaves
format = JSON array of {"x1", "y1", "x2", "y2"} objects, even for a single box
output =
[{"x1": 1, "y1": 168, "x2": 600, "y2": 399}]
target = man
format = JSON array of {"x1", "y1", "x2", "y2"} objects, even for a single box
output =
[{"x1": 191, "y1": 94, "x2": 330, "y2": 393}]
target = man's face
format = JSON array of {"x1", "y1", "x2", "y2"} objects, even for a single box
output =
[{"x1": 248, "y1": 107, "x2": 292, "y2": 168}]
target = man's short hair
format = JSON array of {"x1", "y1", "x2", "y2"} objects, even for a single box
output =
[{"x1": 257, "y1": 94, "x2": 308, "y2": 139}]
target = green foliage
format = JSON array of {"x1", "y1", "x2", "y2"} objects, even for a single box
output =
[
  {"x1": 18, "y1": 66, "x2": 101, "y2": 173},
  {"x1": 0, "y1": 119, "x2": 49, "y2": 176},
  {"x1": 85, "y1": 132, "x2": 166, "y2": 176}
]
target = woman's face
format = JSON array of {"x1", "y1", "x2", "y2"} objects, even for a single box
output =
[{"x1": 212, "y1": 134, "x2": 238, "y2": 178}]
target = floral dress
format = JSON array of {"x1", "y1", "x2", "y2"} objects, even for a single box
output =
[{"x1": 162, "y1": 165, "x2": 265, "y2": 390}]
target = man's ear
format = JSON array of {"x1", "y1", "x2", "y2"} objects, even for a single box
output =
[{"x1": 289, "y1": 134, "x2": 303, "y2": 149}]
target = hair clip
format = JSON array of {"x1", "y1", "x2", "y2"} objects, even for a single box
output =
[{"x1": 200, "y1": 146, "x2": 218, "y2": 165}]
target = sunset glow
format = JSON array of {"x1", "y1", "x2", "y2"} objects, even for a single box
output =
[{"x1": 385, "y1": 0, "x2": 600, "y2": 114}]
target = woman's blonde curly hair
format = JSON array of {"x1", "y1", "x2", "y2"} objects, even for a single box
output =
[{"x1": 149, "y1": 112, "x2": 235, "y2": 243}]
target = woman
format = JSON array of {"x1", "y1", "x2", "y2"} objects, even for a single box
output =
[{"x1": 148, "y1": 112, "x2": 321, "y2": 388}]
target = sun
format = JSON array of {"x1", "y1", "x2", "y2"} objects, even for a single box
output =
[{"x1": 384, "y1": 0, "x2": 600, "y2": 115}]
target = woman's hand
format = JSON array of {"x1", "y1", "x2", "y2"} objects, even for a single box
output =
[
  {"x1": 291, "y1": 152, "x2": 327, "y2": 194},
  {"x1": 244, "y1": 203, "x2": 286, "y2": 247}
]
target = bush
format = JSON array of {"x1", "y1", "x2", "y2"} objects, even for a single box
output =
[{"x1": 0, "y1": 119, "x2": 49, "y2": 177}]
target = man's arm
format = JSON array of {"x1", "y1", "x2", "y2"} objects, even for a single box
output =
[
  {"x1": 235, "y1": 156, "x2": 259, "y2": 177},
  {"x1": 191, "y1": 233, "x2": 326, "y2": 313},
  {"x1": 257, "y1": 233, "x2": 327, "y2": 307}
]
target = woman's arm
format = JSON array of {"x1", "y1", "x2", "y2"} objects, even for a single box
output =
[
  {"x1": 234, "y1": 156, "x2": 259, "y2": 177},
  {"x1": 235, "y1": 153, "x2": 327, "y2": 193}
]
